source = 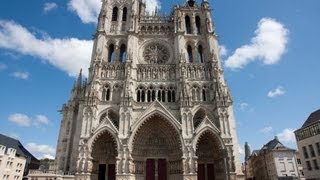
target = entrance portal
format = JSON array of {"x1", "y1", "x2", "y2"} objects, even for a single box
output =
[
  {"x1": 196, "y1": 131, "x2": 225, "y2": 180},
  {"x1": 145, "y1": 159, "x2": 167, "y2": 180},
  {"x1": 132, "y1": 114, "x2": 182, "y2": 180},
  {"x1": 91, "y1": 131, "x2": 117, "y2": 180}
]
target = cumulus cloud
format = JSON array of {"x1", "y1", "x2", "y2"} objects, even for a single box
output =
[
  {"x1": 11, "y1": 71, "x2": 29, "y2": 79},
  {"x1": 219, "y1": 45, "x2": 228, "y2": 57},
  {"x1": 260, "y1": 126, "x2": 273, "y2": 134},
  {"x1": 68, "y1": 0, "x2": 102, "y2": 24},
  {"x1": 0, "y1": 20, "x2": 92, "y2": 76},
  {"x1": 43, "y1": 2, "x2": 58, "y2": 13},
  {"x1": 268, "y1": 86, "x2": 285, "y2": 98},
  {"x1": 8, "y1": 113, "x2": 50, "y2": 127},
  {"x1": 35, "y1": 115, "x2": 50, "y2": 125},
  {"x1": 67, "y1": 0, "x2": 161, "y2": 23},
  {"x1": 225, "y1": 18, "x2": 289, "y2": 69},
  {"x1": 26, "y1": 143, "x2": 55, "y2": 159},
  {"x1": 8, "y1": 113, "x2": 31, "y2": 127},
  {"x1": 277, "y1": 128, "x2": 296, "y2": 143}
]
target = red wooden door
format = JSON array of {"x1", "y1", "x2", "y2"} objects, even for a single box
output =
[
  {"x1": 158, "y1": 159, "x2": 167, "y2": 180},
  {"x1": 197, "y1": 164, "x2": 205, "y2": 180},
  {"x1": 108, "y1": 164, "x2": 116, "y2": 180},
  {"x1": 207, "y1": 163, "x2": 215, "y2": 180},
  {"x1": 146, "y1": 159, "x2": 155, "y2": 180}
]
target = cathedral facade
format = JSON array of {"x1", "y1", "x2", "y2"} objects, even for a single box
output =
[{"x1": 54, "y1": 0, "x2": 243, "y2": 179}]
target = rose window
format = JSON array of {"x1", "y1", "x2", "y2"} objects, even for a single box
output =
[{"x1": 143, "y1": 43, "x2": 169, "y2": 64}]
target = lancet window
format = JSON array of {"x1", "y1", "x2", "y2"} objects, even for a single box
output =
[
  {"x1": 185, "y1": 15, "x2": 192, "y2": 34},
  {"x1": 196, "y1": 16, "x2": 201, "y2": 34},
  {"x1": 187, "y1": 45, "x2": 193, "y2": 63},
  {"x1": 119, "y1": 44, "x2": 126, "y2": 63},
  {"x1": 122, "y1": 7, "x2": 127, "y2": 21},
  {"x1": 112, "y1": 7, "x2": 118, "y2": 21},
  {"x1": 198, "y1": 45, "x2": 203, "y2": 63},
  {"x1": 136, "y1": 85, "x2": 176, "y2": 103},
  {"x1": 191, "y1": 84, "x2": 209, "y2": 102},
  {"x1": 108, "y1": 44, "x2": 115, "y2": 62},
  {"x1": 102, "y1": 85, "x2": 111, "y2": 101}
]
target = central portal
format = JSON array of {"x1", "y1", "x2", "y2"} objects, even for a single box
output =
[
  {"x1": 132, "y1": 114, "x2": 183, "y2": 180},
  {"x1": 146, "y1": 159, "x2": 167, "y2": 180}
]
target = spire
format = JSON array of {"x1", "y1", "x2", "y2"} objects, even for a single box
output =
[
  {"x1": 76, "y1": 69, "x2": 82, "y2": 89},
  {"x1": 244, "y1": 142, "x2": 251, "y2": 161}
]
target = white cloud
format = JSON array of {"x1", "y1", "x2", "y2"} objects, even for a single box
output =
[
  {"x1": 67, "y1": 0, "x2": 161, "y2": 24},
  {"x1": 260, "y1": 126, "x2": 273, "y2": 134},
  {"x1": 35, "y1": 115, "x2": 49, "y2": 125},
  {"x1": 68, "y1": 0, "x2": 101, "y2": 24},
  {"x1": 43, "y1": 2, "x2": 58, "y2": 13},
  {"x1": 43, "y1": 154, "x2": 55, "y2": 159},
  {"x1": 268, "y1": 86, "x2": 285, "y2": 98},
  {"x1": 26, "y1": 143, "x2": 55, "y2": 159},
  {"x1": 0, "y1": 20, "x2": 92, "y2": 76},
  {"x1": 219, "y1": 45, "x2": 228, "y2": 57},
  {"x1": 8, "y1": 113, "x2": 31, "y2": 127},
  {"x1": 8, "y1": 113, "x2": 50, "y2": 127},
  {"x1": 0, "y1": 63, "x2": 7, "y2": 71},
  {"x1": 145, "y1": 0, "x2": 161, "y2": 14},
  {"x1": 277, "y1": 128, "x2": 296, "y2": 143},
  {"x1": 11, "y1": 71, "x2": 29, "y2": 79},
  {"x1": 225, "y1": 18, "x2": 289, "y2": 69}
]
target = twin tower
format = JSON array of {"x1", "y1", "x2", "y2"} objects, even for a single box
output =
[{"x1": 54, "y1": 0, "x2": 243, "y2": 179}]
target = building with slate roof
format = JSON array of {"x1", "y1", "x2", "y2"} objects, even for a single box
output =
[
  {"x1": 244, "y1": 137, "x2": 302, "y2": 180},
  {"x1": 294, "y1": 109, "x2": 320, "y2": 179},
  {"x1": 0, "y1": 134, "x2": 40, "y2": 178}
]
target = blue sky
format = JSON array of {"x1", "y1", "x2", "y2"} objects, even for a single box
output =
[{"x1": 0, "y1": 0, "x2": 320, "y2": 160}]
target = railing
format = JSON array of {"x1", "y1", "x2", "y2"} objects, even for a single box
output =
[
  {"x1": 28, "y1": 170, "x2": 75, "y2": 175},
  {"x1": 140, "y1": 15, "x2": 172, "y2": 24}
]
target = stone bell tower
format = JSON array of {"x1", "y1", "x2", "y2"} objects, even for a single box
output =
[{"x1": 54, "y1": 0, "x2": 244, "y2": 179}]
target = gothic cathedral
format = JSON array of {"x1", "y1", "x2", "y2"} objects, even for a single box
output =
[{"x1": 54, "y1": 0, "x2": 243, "y2": 179}]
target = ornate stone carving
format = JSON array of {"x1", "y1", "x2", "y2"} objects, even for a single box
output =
[{"x1": 143, "y1": 43, "x2": 170, "y2": 64}]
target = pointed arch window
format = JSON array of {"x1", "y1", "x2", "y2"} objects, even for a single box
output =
[
  {"x1": 122, "y1": 7, "x2": 127, "y2": 21},
  {"x1": 172, "y1": 90, "x2": 176, "y2": 102},
  {"x1": 185, "y1": 16, "x2": 192, "y2": 34},
  {"x1": 187, "y1": 45, "x2": 193, "y2": 63},
  {"x1": 103, "y1": 85, "x2": 111, "y2": 101},
  {"x1": 112, "y1": 7, "x2": 118, "y2": 21},
  {"x1": 198, "y1": 45, "x2": 203, "y2": 63},
  {"x1": 168, "y1": 91, "x2": 172, "y2": 102},
  {"x1": 108, "y1": 44, "x2": 115, "y2": 62},
  {"x1": 120, "y1": 44, "x2": 126, "y2": 63},
  {"x1": 196, "y1": 16, "x2": 201, "y2": 34},
  {"x1": 137, "y1": 91, "x2": 141, "y2": 102},
  {"x1": 202, "y1": 89, "x2": 206, "y2": 101}
]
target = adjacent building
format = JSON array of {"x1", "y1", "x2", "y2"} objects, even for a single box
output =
[
  {"x1": 0, "y1": 134, "x2": 41, "y2": 180},
  {"x1": 52, "y1": 0, "x2": 244, "y2": 179},
  {"x1": 0, "y1": 144, "x2": 26, "y2": 180},
  {"x1": 244, "y1": 137, "x2": 301, "y2": 180},
  {"x1": 295, "y1": 109, "x2": 320, "y2": 179}
]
